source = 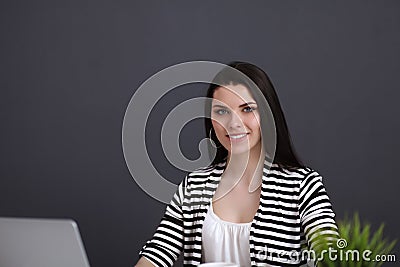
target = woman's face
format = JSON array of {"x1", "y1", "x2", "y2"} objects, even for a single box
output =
[{"x1": 211, "y1": 84, "x2": 262, "y2": 156}]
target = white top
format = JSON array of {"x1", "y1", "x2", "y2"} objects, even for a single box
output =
[{"x1": 201, "y1": 202, "x2": 252, "y2": 267}]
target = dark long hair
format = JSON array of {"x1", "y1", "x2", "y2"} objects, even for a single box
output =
[{"x1": 205, "y1": 61, "x2": 304, "y2": 168}]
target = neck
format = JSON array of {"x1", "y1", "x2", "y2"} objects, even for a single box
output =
[{"x1": 224, "y1": 145, "x2": 266, "y2": 186}]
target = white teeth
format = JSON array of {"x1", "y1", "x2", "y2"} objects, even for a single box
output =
[{"x1": 229, "y1": 134, "x2": 247, "y2": 139}]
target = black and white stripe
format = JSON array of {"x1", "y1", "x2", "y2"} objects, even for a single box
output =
[{"x1": 139, "y1": 158, "x2": 339, "y2": 267}]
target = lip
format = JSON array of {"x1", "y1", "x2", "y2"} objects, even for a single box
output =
[{"x1": 226, "y1": 133, "x2": 249, "y2": 143}]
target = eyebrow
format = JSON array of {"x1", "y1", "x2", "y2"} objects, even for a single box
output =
[{"x1": 212, "y1": 102, "x2": 257, "y2": 108}]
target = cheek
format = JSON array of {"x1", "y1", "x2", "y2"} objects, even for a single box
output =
[
  {"x1": 247, "y1": 113, "x2": 261, "y2": 130},
  {"x1": 211, "y1": 114, "x2": 227, "y2": 127},
  {"x1": 212, "y1": 120, "x2": 226, "y2": 134}
]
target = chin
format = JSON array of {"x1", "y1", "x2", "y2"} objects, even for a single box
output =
[
  {"x1": 227, "y1": 146, "x2": 252, "y2": 156},
  {"x1": 226, "y1": 143, "x2": 262, "y2": 157}
]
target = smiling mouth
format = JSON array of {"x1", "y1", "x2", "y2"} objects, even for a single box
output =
[{"x1": 226, "y1": 133, "x2": 249, "y2": 140}]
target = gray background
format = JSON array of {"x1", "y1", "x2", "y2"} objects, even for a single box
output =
[{"x1": 1, "y1": 1, "x2": 399, "y2": 266}]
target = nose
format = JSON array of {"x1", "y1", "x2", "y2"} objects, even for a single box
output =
[{"x1": 228, "y1": 112, "x2": 243, "y2": 129}]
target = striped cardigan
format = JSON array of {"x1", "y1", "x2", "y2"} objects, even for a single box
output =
[{"x1": 139, "y1": 158, "x2": 339, "y2": 266}]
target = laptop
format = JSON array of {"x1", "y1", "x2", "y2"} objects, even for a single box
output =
[{"x1": 0, "y1": 217, "x2": 91, "y2": 267}]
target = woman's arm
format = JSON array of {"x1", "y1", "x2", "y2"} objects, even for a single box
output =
[
  {"x1": 298, "y1": 170, "x2": 339, "y2": 251},
  {"x1": 135, "y1": 256, "x2": 155, "y2": 267},
  {"x1": 135, "y1": 176, "x2": 187, "y2": 267}
]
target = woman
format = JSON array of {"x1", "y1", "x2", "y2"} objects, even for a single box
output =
[{"x1": 136, "y1": 62, "x2": 339, "y2": 267}]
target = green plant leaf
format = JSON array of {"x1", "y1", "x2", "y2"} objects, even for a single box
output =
[{"x1": 315, "y1": 213, "x2": 397, "y2": 267}]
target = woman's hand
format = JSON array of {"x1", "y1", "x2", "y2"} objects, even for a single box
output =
[{"x1": 135, "y1": 256, "x2": 155, "y2": 267}]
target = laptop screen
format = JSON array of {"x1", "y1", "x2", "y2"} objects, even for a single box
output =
[{"x1": 0, "y1": 217, "x2": 90, "y2": 267}]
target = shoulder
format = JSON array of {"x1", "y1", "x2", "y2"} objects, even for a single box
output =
[
  {"x1": 186, "y1": 161, "x2": 225, "y2": 183},
  {"x1": 266, "y1": 163, "x2": 323, "y2": 187}
]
